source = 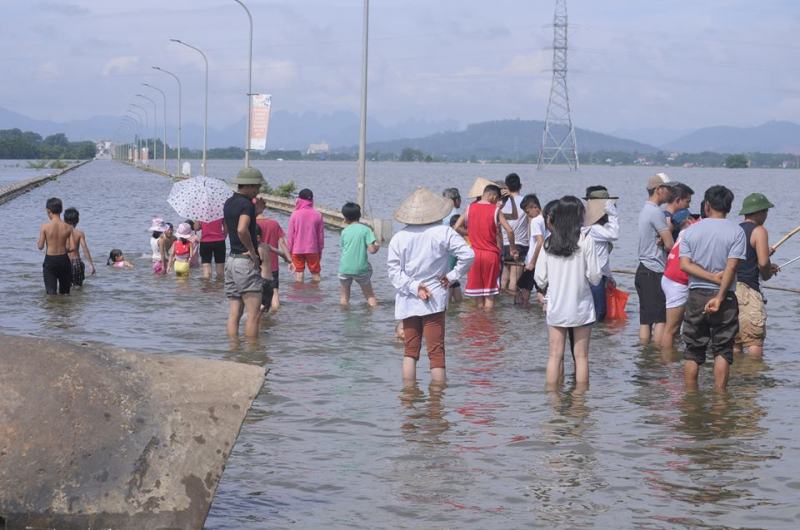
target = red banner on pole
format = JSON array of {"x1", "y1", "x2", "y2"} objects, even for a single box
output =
[{"x1": 249, "y1": 94, "x2": 272, "y2": 151}]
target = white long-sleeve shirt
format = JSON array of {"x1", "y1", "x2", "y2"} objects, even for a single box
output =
[
  {"x1": 583, "y1": 200, "x2": 619, "y2": 279},
  {"x1": 534, "y1": 233, "x2": 603, "y2": 327},
  {"x1": 387, "y1": 223, "x2": 474, "y2": 320}
]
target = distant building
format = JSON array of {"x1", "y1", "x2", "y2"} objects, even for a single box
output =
[
  {"x1": 307, "y1": 142, "x2": 329, "y2": 155},
  {"x1": 667, "y1": 151, "x2": 680, "y2": 162}
]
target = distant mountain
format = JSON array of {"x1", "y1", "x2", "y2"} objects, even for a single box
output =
[
  {"x1": 336, "y1": 119, "x2": 660, "y2": 159},
  {"x1": 0, "y1": 106, "x2": 458, "y2": 151},
  {"x1": 611, "y1": 127, "x2": 695, "y2": 148},
  {"x1": 663, "y1": 121, "x2": 800, "y2": 154}
]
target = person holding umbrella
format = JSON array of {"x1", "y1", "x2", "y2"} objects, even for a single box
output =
[{"x1": 223, "y1": 168, "x2": 268, "y2": 338}]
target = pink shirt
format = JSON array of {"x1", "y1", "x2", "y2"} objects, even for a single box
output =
[
  {"x1": 256, "y1": 217, "x2": 286, "y2": 272},
  {"x1": 287, "y1": 199, "x2": 324, "y2": 255},
  {"x1": 200, "y1": 218, "x2": 225, "y2": 242}
]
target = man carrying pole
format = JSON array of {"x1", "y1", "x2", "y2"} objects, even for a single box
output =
[{"x1": 734, "y1": 193, "x2": 779, "y2": 358}]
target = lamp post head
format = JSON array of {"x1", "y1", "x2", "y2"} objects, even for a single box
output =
[{"x1": 170, "y1": 39, "x2": 181, "y2": 43}]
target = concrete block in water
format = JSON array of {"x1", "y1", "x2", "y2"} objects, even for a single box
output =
[{"x1": 0, "y1": 333, "x2": 266, "y2": 530}]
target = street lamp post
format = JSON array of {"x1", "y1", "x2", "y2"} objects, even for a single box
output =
[
  {"x1": 136, "y1": 94, "x2": 159, "y2": 169},
  {"x1": 357, "y1": 0, "x2": 370, "y2": 211},
  {"x1": 123, "y1": 113, "x2": 141, "y2": 163},
  {"x1": 131, "y1": 104, "x2": 150, "y2": 167},
  {"x1": 153, "y1": 66, "x2": 182, "y2": 175},
  {"x1": 232, "y1": 0, "x2": 253, "y2": 167},
  {"x1": 171, "y1": 39, "x2": 209, "y2": 175},
  {"x1": 143, "y1": 83, "x2": 168, "y2": 172}
]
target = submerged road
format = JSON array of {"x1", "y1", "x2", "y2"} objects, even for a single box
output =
[{"x1": 1, "y1": 159, "x2": 800, "y2": 529}]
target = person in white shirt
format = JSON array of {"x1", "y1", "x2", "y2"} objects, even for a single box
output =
[
  {"x1": 582, "y1": 187, "x2": 620, "y2": 322},
  {"x1": 500, "y1": 173, "x2": 528, "y2": 294},
  {"x1": 534, "y1": 196, "x2": 603, "y2": 386},
  {"x1": 518, "y1": 194, "x2": 543, "y2": 307},
  {"x1": 388, "y1": 187, "x2": 474, "y2": 384}
]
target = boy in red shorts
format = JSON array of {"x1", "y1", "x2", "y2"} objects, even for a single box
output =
[{"x1": 287, "y1": 188, "x2": 324, "y2": 282}]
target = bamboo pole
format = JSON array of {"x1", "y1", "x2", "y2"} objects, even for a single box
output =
[
  {"x1": 610, "y1": 268, "x2": 800, "y2": 295},
  {"x1": 771, "y1": 225, "x2": 800, "y2": 253}
]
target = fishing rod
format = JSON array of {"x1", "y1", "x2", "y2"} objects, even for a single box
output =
[
  {"x1": 778, "y1": 254, "x2": 800, "y2": 270},
  {"x1": 772, "y1": 225, "x2": 800, "y2": 253}
]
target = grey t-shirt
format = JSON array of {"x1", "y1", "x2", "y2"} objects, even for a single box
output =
[
  {"x1": 679, "y1": 218, "x2": 747, "y2": 291},
  {"x1": 638, "y1": 201, "x2": 670, "y2": 272}
]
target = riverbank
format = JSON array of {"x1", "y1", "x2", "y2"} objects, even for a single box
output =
[{"x1": 0, "y1": 159, "x2": 91, "y2": 205}]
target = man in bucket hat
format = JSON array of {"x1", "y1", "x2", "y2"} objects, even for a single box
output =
[
  {"x1": 223, "y1": 167, "x2": 267, "y2": 337},
  {"x1": 388, "y1": 187, "x2": 474, "y2": 384},
  {"x1": 734, "y1": 192, "x2": 779, "y2": 357}
]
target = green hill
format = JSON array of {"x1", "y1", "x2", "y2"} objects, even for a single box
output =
[{"x1": 337, "y1": 119, "x2": 659, "y2": 160}]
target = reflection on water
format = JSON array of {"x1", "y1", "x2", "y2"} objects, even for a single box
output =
[{"x1": 2, "y1": 160, "x2": 800, "y2": 529}]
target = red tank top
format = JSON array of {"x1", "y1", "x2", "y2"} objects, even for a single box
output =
[
  {"x1": 664, "y1": 233, "x2": 688, "y2": 285},
  {"x1": 467, "y1": 202, "x2": 500, "y2": 254},
  {"x1": 174, "y1": 240, "x2": 191, "y2": 257}
]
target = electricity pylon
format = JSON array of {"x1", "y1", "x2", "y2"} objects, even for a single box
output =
[{"x1": 537, "y1": 0, "x2": 579, "y2": 171}]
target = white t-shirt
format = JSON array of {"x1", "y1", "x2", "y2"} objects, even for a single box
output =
[
  {"x1": 501, "y1": 196, "x2": 529, "y2": 247},
  {"x1": 525, "y1": 215, "x2": 549, "y2": 264}
]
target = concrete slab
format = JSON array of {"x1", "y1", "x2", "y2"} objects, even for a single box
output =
[{"x1": 0, "y1": 333, "x2": 265, "y2": 530}]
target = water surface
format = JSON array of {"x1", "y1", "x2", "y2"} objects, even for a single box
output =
[{"x1": 2, "y1": 160, "x2": 799, "y2": 529}]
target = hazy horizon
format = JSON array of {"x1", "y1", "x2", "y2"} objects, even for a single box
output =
[{"x1": 2, "y1": 1, "x2": 799, "y2": 137}]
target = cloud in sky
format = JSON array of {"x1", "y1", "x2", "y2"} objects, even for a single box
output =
[
  {"x1": 101, "y1": 56, "x2": 140, "y2": 76},
  {"x1": 0, "y1": 0, "x2": 798, "y2": 134},
  {"x1": 39, "y1": 1, "x2": 90, "y2": 16}
]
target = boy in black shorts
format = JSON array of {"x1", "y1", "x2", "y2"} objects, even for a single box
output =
[{"x1": 679, "y1": 185, "x2": 747, "y2": 389}]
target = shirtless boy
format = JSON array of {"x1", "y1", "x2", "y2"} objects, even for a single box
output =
[
  {"x1": 38, "y1": 197, "x2": 74, "y2": 295},
  {"x1": 64, "y1": 207, "x2": 96, "y2": 287}
]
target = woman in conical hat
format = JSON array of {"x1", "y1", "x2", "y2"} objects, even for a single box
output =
[
  {"x1": 388, "y1": 187, "x2": 474, "y2": 383},
  {"x1": 582, "y1": 186, "x2": 619, "y2": 322},
  {"x1": 466, "y1": 177, "x2": 494, "y2": 200}
]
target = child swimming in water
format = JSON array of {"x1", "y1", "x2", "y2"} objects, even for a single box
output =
[{"x1": 107, "y1": 249, "x2": 134, "y2": 268}]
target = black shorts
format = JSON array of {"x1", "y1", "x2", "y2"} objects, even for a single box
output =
[
  {"x1": 271, "y1": 270, "x2": 280, "y2": 290},
  {"x1": 635, "y1": 263, "x2": 666, "y2": 325},
  {"x1": 682, "y1": 289, "x2": 739, "y2": 365},
  {"x1": 503, "y1": 244, "x2": 529, "y2": 263},
  {"x1": 262, "y1": 274, "x2": 275, "y2": 305},
  {"x1": 199, "y1": 240, "x2": 226, "y2": 264},
  {"x1": 518, "y1": 269, "x2": 536, "y2": 291}
]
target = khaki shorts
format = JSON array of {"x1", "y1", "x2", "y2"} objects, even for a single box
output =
[
  {"x1": 224, "y1": 255, "x2": 263, "y2": 300},
  {"x1": 338, "y1": 266, "x2": 372, "y2": 286},
  {"x1": 735, "y1": 282, "x2": 766, "y2": 347}
]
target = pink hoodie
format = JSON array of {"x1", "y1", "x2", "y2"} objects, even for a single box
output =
[{"x1": 287, "y1": 198, "x2": 324, "y2": 255}]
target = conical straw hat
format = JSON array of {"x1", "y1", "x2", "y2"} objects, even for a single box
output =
[
  {"x1": 395, "y1": 187, "x2": 455, "y2": 225},
  {"x1": 466, "y1": 177, "x2": 494, "y2": 199}
]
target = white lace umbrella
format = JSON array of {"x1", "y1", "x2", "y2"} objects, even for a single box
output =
[{"x1": 167, "y1": 176, "x2": 234, "y2": 222}]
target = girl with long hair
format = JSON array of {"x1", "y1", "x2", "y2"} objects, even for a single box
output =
[{"x1": 534, "y1": 196, "x2": 603, "y2": 386}]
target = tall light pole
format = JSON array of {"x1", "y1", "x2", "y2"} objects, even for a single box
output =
[
  {"x1": 232, "y1": 0, "x2": 253, "y2": 167},
  {"x1": 143, "y1": 83, "x2": 168, "y2": 172},
  {"x1": 357, "y1": 0, "x2": 370, "y2": 211},
  {"x1": 123, "y1": 113, "x2": 141, "y2": 163},
  {"x1": 153, "y1": 66, "x2": 182, "y2": 175},
  {"x1": 171, "y1": 39, "x2": 209, "y2": 174},
  {"x1": 130, "y1": 104, "x2": 150, "y2": 167},
  {"x1": 136, "y1": 94, "x2": 159, "y2": 168}
]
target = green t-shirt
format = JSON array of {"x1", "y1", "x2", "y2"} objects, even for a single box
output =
[{"x1": 338, "y1": 222, "x2": 376, "y2": 275}]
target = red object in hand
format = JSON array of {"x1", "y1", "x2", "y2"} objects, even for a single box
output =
[{"x1": 606, "y1": 286, "x2": 630, "y2": 320}]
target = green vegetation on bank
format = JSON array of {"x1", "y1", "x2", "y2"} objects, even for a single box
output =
[{"x1": 0, "y1": 129, "x2": 94, "y2": 160}]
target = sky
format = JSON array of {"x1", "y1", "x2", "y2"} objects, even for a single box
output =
[{"x1": 2, "y1": 0, "x2": 800, "y2": 135}]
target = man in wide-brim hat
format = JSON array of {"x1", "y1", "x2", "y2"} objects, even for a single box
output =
[
  {"x1": 223, "y1": 167, "x2": 268, "y2": 338},
  {"x1": 583, "y1": 186, "x2": 620, "y2": 322},
  {"x1": 734, "y1": 192, "x2": 779, "y2": 357},
  {"x1": 388, "y1": 187, "x2": 474, "y2": 384}
]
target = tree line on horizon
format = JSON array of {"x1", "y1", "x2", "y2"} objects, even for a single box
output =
[{"x1": 0, "y1": 129, "x2": 95, "y2": 160}]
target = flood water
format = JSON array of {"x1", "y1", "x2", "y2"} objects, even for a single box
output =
[{"x1": 2, "y1": 159, "x2": 800, "y2": 529}]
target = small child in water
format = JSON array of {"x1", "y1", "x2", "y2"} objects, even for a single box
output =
[
  {"x1": 338, "y1": 202, "x2": 379, "y2": 307},
  {"x1": 64, "y1": 207, "x2": 96, "y2": 287},
  {"x1": 38, "y1": 197, "x2": 74, "y2": 295},
  {"x1": 168, "y1": 223, "x2": 194, "y2": 276},
  {"x1": 107, "y1": 249, "x2": 134, "y2": 268},
  {"x1": 256, "y1": 224, "x2": 276, "y2": 313}
]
